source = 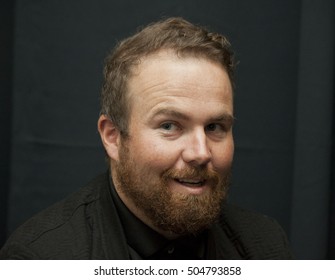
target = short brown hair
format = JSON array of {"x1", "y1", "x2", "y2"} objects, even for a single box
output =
[{"x1": 101, "y1": 17, "x2": 235, "y2": 136}]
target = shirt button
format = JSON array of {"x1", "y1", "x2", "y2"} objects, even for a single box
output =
[{"x1": 167, "y1": 245, "x2": 175, "y2": 254}]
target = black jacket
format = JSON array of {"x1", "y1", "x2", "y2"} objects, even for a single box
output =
[{"x1": 0, "y1": 173, "x2": 293, "y2": 259}]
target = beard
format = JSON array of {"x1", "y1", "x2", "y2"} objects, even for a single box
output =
[{"x1": 113, "y1": 142, "x2": 231, "y2": 236}]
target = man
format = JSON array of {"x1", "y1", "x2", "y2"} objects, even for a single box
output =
[{"x1": 0, "y1": 17, "x2": 293, "y2": 259}]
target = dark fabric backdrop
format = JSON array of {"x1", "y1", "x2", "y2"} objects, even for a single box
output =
[{"x1": 1, "y1": 0, "x2": 334, "y2": 259}]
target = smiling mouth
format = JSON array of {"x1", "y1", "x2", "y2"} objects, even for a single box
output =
[{"x1": 174, "y1": 178, "x2": 206, "y2": 187}]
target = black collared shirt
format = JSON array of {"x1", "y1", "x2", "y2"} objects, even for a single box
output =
[{"x1": 109, "y1": 177, "x2": 207, "y2": 259}]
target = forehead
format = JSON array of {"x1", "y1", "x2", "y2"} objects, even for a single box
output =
[
  {"x1": 127, "y1": 50, "x2": 233, "y2": 118},
  {"x1": 130, "y1": 50, "x2": 231, "y2": 86}
]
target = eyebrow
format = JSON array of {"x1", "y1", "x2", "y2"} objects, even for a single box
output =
[
  {"x1": 150, "y1": 108, "x2": 190, "y2": 121},
  {"x1": 209, "y1": 113, "x2": 235, "y2": 126},
  {"x1": 150, "y1": 108, "x2": 235, "y2": 125}
]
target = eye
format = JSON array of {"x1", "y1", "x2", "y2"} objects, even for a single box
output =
[
  {"x1": 206, "y1": 123, "x2": 224, "y2": 132},
  {"x1": 158, "y1": 122, "x2": 181, "y2": 137},
  {"x1": 160, "y1": 123, "x2": 175, "y2": 130},
  {"x1": 205, "y1": 123, "x2": 227, "y2": 137}
]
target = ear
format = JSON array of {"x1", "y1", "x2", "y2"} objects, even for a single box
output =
[{"x1": 97, "y1": 115, "x2": 121, "y2": 161}]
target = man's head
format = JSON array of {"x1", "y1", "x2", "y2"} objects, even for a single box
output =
[
  {"x1": 100, "y1": 17, "x2": 234, "y2": 137},
  {"x1": 98, "y1": 17, "x2": 235, "y2": 237}
]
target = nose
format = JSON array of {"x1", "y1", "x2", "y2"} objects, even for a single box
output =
[{"x1": 181, "y1": 128, "x2": 211, "y2": 166}]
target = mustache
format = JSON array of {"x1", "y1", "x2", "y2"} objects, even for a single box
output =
[{"x1": 162, "y1": 167, "x2": 221, "y2": 182}]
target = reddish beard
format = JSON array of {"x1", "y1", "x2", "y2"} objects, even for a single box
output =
[{"x1": 113, "y1": 142, "x2": 231, "y2": 236}]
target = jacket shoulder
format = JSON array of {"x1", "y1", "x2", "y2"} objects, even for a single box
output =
[
  {"x1": 0, "y1": 173, "x2": 108, "y2": 259},
  {"x1": 219, "y1": 204, "x2": 293, "y2": 259}
]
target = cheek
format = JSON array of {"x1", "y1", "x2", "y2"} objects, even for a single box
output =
[
  {"x1": 128, "y1": 134, "x2": 181, "y2": 170},
  {"x1": 211, "y1": 139, "x2": 234, "y2": 170}
]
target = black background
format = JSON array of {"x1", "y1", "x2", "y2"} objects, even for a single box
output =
[{"x1": 1, "y1": 0, "x2": 334, "y2": 259}]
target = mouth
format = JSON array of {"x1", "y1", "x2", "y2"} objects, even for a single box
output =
[{"x1": 173, "y1": 178, "x2": 206, "y2": 188}]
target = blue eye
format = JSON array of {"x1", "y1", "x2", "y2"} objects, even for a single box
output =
[
  {"x1": 205, "y1": 123, "x2": 226, "y2": 134},
  {"x1": 161, "y1": 123, "x2": 174, "y2": 130},
  {"x1": 206, "y1": 123, "x2": 219, "y2": 131}
]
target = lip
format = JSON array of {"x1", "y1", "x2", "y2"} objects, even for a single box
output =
[
  {"x1": 175, "y1": 178, "x2": 204, "y2": 186},
  {"x1": 170, "y1": 178, "x2": 209, "y2": 195}
]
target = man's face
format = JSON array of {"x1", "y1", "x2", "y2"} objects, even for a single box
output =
[{"x1": 112, "y1": 50, "x2": 234, "y2": 236}]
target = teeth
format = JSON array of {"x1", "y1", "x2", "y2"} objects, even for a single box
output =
[{"x1": 177, "y1": 179, "x2": 202, "y2": 184}]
